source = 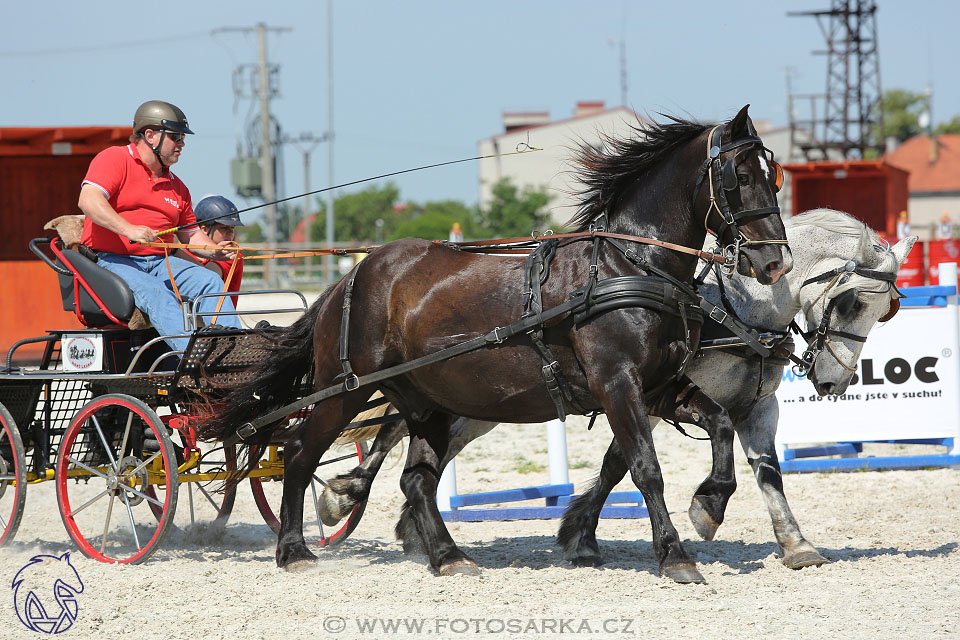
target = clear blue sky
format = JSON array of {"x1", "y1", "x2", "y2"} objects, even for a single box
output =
[{"x1": 4, "y1": 1, "x2": 957, "y2": 225}]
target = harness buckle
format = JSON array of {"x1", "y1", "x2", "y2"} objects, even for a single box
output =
[
  {"x1": 492, "y1": 326, "x2": 508, "y2": 344},
  {"x1": 237, "y1": 422, "x2": 257, "y2": 440},
  {"x1": 708, "y1": 306, "x2": 728, "y2": 325},
  {"x1": 343, "y1": 374, "x2": 360, "y2": 392}
]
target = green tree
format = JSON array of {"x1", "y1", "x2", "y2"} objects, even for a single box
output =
[
  {"x1": 311, "y1": 183, "x2": 407, "y2": 243},
  {"x1": 236, "y1": 221, "x2": 265, "y2": 243},
  {"x1": 475, "y1": 178, "x2": 552, "y2": 238},
  {"x1": 388, "y1": 200, "x2": 476, "y2": 241},
  {"x1": 935, "y1": 115, "x2": 960, "y2": 136},
  {"x1": 878, "y1": 89, "x2": 929, "y2": 143}
]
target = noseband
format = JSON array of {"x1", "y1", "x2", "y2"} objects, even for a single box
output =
[
  {"x1": 691, "y1": 125, "x2": 786, "y2": 274},
  {"x1": 793, "y1": 259, "x2": 900, "y2": 376}
]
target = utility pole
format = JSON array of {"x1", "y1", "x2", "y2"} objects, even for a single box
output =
[
  {"x1": 281, "y1": 132, "x2": 328, "y2": 245},
  {"x1": 214, "y1": 22, "x2": 291, "y2": 286},
  {"x1": 325, "y1": 0, "x2": 336, "y2": 288}
]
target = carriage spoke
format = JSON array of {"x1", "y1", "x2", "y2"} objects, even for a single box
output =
[
  {"x1": 71, "y1": 486, "x2": 114, "y2": 516},
  {"x1": 117, "y1": 482, "x2": 164, "y2": 508},
  {"x1": 0, "y1": 474, "x2": 16, "y2": 481},
  {"x1": 197, "y1": 484, "x2": 221, "y2": 511},
  {"x1": 65, "y1": 456, "x2": 111, "y2": 481},
  {"x1": 117, "y1": 411, "x2": 134, "y2": 460},
  {"x1": 119, "y1": 485, "x2": 143, "y2": 551},
  {"x1": 0, "y1": 511, "x2": 7, "y2": 529},
  {"x1": 90, "y1": 414, "x2": 119, "y2": 470},
  {"x1": 126, "y1": 451, "x2": 162, "y2": 477},
  {"x1": 310, "y1": 479, "x2": 325, "y2": 539},
  {"x1": 100, "y1": 491, "x2": 117, "y2": 554}
]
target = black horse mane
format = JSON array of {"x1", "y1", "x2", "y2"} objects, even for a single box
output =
[{"x1": 567, "y1": 115, "x2": 712, "y2": 231}]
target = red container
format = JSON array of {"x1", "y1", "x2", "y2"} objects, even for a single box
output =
[
  {"x1": 783, "y1": 160, "x2": 909, "y2": 238},
  {"x1": 927, "y1": 239, "x2": 960, "y2": 284},
  {"x1": 0, "y1": 126, "x2": 128, "y2": 360},
  {"x1": 896, "y1": 241, "x2": 926, "y2": 288}
]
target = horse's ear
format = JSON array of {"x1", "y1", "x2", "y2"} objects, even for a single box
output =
[
  {"x1": 729, "y1": 104, "x2": 752, "y2": 138},
  {"x1": 891, "y1": 235, "x2": 918, "y2": 266}
]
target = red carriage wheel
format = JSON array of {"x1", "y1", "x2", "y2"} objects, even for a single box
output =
[
  {"x1": 250, "y1": 441, "x2": 369, "y2": 547},
  {"x1": 148, "y1": 443, "x2": 237, "y2": 528},
  {"x1": 56, "y1": 394, "x2": 179, "y2": 564},
  {"x1": 0, "y1": 402, "x2": 27, "y2": 548}
]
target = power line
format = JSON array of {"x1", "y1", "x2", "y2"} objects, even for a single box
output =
[{"x1": 0, "y1": 33, "x2": 209, "y2": 58}]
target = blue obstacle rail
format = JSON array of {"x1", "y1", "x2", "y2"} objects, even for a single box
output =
[
  {"x1": 441, "y1": 485, "x2": 647, "y2": 522},
  {"x1": 777, "y1": 266, "x2": 960, "y2": 473}
]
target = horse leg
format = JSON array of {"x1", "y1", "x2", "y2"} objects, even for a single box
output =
[
  {"x1": 556, "y1": 437, "x2": 628, "y2": 567},
  {"x1": 736, "y1": 397, "x2": 828, "y2": 569},
  {"x1": 276, "y1": 395, "x2": 365, "y2": 570},
  {"x1": 395, "y1": 417, "x2": 497, "y2": 554},
  {"x1": 602, "y1": 374, "x2": 704, "y2": 583},
  {"x1": 398, "y1": 414, "x2": 480, "y2": 576},
  {"x1": 317, "y1": 417, "x2": 408, "y2": 526},
  {"x1": 652, "y1": 379, "x2": 737, "y2": 542}
]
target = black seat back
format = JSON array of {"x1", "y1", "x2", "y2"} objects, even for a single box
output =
[{"x1": 53, "y1": 246, "x2": 136, "y2": 327}]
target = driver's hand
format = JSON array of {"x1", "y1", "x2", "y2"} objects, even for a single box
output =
[
  {"x1": 214, "y1": 240, "x2": 238, "y2": 261},
  {"x1": 126, "y1": 225, "x2": 159, "y2": 244}
]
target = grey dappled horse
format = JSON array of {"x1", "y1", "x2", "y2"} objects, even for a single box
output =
[{"x1": 319, "y1": 209, "x2": 915, "y2": 571}]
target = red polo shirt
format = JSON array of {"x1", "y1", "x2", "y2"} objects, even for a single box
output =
[{"x1": 80, "y1": 143, "x2": 196, "y2": 256}]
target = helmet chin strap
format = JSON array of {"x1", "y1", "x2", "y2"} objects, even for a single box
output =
[{"x1": 143, "y1": 130, "x2": 168, "y2": 170}]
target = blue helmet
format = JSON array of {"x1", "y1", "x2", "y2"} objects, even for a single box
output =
[{"x1": 194, "y1": 195, "x2": 244, "y2": 226}]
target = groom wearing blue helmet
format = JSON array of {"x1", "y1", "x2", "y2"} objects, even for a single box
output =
[{"x1": 183, "y1": 195, "x2": 246, "y2": 307}]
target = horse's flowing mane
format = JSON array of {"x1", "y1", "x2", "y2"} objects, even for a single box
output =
[
  {"x1": 567, "y1": 116, "x2": 711, "y2": 231},
  {"x1": 787, "y1": 208, "x2": 899, "y2": 297}
]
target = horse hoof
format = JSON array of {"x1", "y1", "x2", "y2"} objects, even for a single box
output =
[
  {"x1": 284, "y1": 558, "x2": 319, "y2": 573},
  {"x1": 782, "y1": 550, "x2": 828, "y2": 569},
  {"x1": 318, "y1": 489, "x2": 349, "y2": 526},
  {"x1": 439, "y1": 560, "x2": 481, "y2": 577},
  {"x1": 569, "y1": 555, "x2": 604, "y2": 568},
  {"x1": 688, "y1": 498, "x2": 720, "y2": 541},
  {"x1": 660, "y1": 563, "x2": 706, "y2": 584}
]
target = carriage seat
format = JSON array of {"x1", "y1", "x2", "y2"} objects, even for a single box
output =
[{"x1": 53, "y1": 242, "x2": 138, "y2": 329}]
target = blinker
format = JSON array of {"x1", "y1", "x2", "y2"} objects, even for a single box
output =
[
  {"x1": 772, "y1": 160, "x2": 784, "y2": 192},
  {"x1": 721, "y1": 160, "x2": 738, "y2": 191}
]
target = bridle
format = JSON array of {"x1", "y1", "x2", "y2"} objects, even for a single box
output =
[
  {"x1": 692, "y1": 125, "x2": 787, "y2": 275},
  {"x1": 792, "y1": 259, "x2": 900, "y2": 376}
]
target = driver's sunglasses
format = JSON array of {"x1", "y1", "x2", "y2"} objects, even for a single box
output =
[{"x1": 164, "y1": 130, "x2": 186, "y2": 144}]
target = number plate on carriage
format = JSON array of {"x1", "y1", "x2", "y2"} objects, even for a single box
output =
[{"x1": 62, "y1": 334, "x2": 104, "y2": 372}]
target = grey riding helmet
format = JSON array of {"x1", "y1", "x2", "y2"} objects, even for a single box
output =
[
  {"x1": 194, "y1": 195, "x2": 244, "y2": 227},
  {"x1": 133, "y1": 100, "x2": 194, "y2": 136}
]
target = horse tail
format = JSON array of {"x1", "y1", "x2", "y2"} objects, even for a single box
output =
[{"x1": 197, "y1": 288, "x2": 329, "y2": 446}]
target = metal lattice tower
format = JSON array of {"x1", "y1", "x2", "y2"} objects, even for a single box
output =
[{"x1": 788, "y1": 0, "x2": 884, "y2": 160}]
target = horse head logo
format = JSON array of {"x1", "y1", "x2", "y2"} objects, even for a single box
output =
[{"x1": 11, "y1": 552, "x2": 85, "y2": 634}]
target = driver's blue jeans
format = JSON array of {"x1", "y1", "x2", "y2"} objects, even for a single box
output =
[{"x1": 97, "y1": 253, "x2": 242, "y2": 352}]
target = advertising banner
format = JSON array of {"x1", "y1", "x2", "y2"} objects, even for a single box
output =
[{"x1": 776, "y1": 305, "x2": 960, "y2": 445}]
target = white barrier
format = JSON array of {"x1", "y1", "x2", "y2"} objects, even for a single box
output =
[
  {"x1": 775, "y1": 262, "x2": 960, "y2": 471},
  {"x1": 437, "y1": 419, "x2": 646, "y2": 521}
]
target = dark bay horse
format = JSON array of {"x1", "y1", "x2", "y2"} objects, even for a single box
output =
[
  {"x1": 199, "y1": 105, "x2": 792, "y2": 583},
  {"x1": 330, "y1": 210, "x2": 912, "y2": 573}
]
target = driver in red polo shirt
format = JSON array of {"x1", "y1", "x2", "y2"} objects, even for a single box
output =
[{"x1": 78, "y1": 100, "x2": 242, "y2": 351}]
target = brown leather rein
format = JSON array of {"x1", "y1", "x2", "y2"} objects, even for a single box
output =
[{"x1": 138, "y1": 230, "x2": 731, "y2": 265}]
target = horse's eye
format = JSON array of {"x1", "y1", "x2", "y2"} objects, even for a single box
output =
[{"x1": 738, "y1": 174, "x2": 750, "y2": 186}]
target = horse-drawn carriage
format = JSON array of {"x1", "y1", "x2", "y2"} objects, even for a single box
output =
[
  {"x1": 1, "y1": 107, "x2": 912, "y2": 583},
  {"x1": 0, "y1": 235, "x2": 384, "y2": 564}
]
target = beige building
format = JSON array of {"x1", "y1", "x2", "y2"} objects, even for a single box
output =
[{"x1": 477, "y1": 103, "x2": 797, "y2": 226}]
